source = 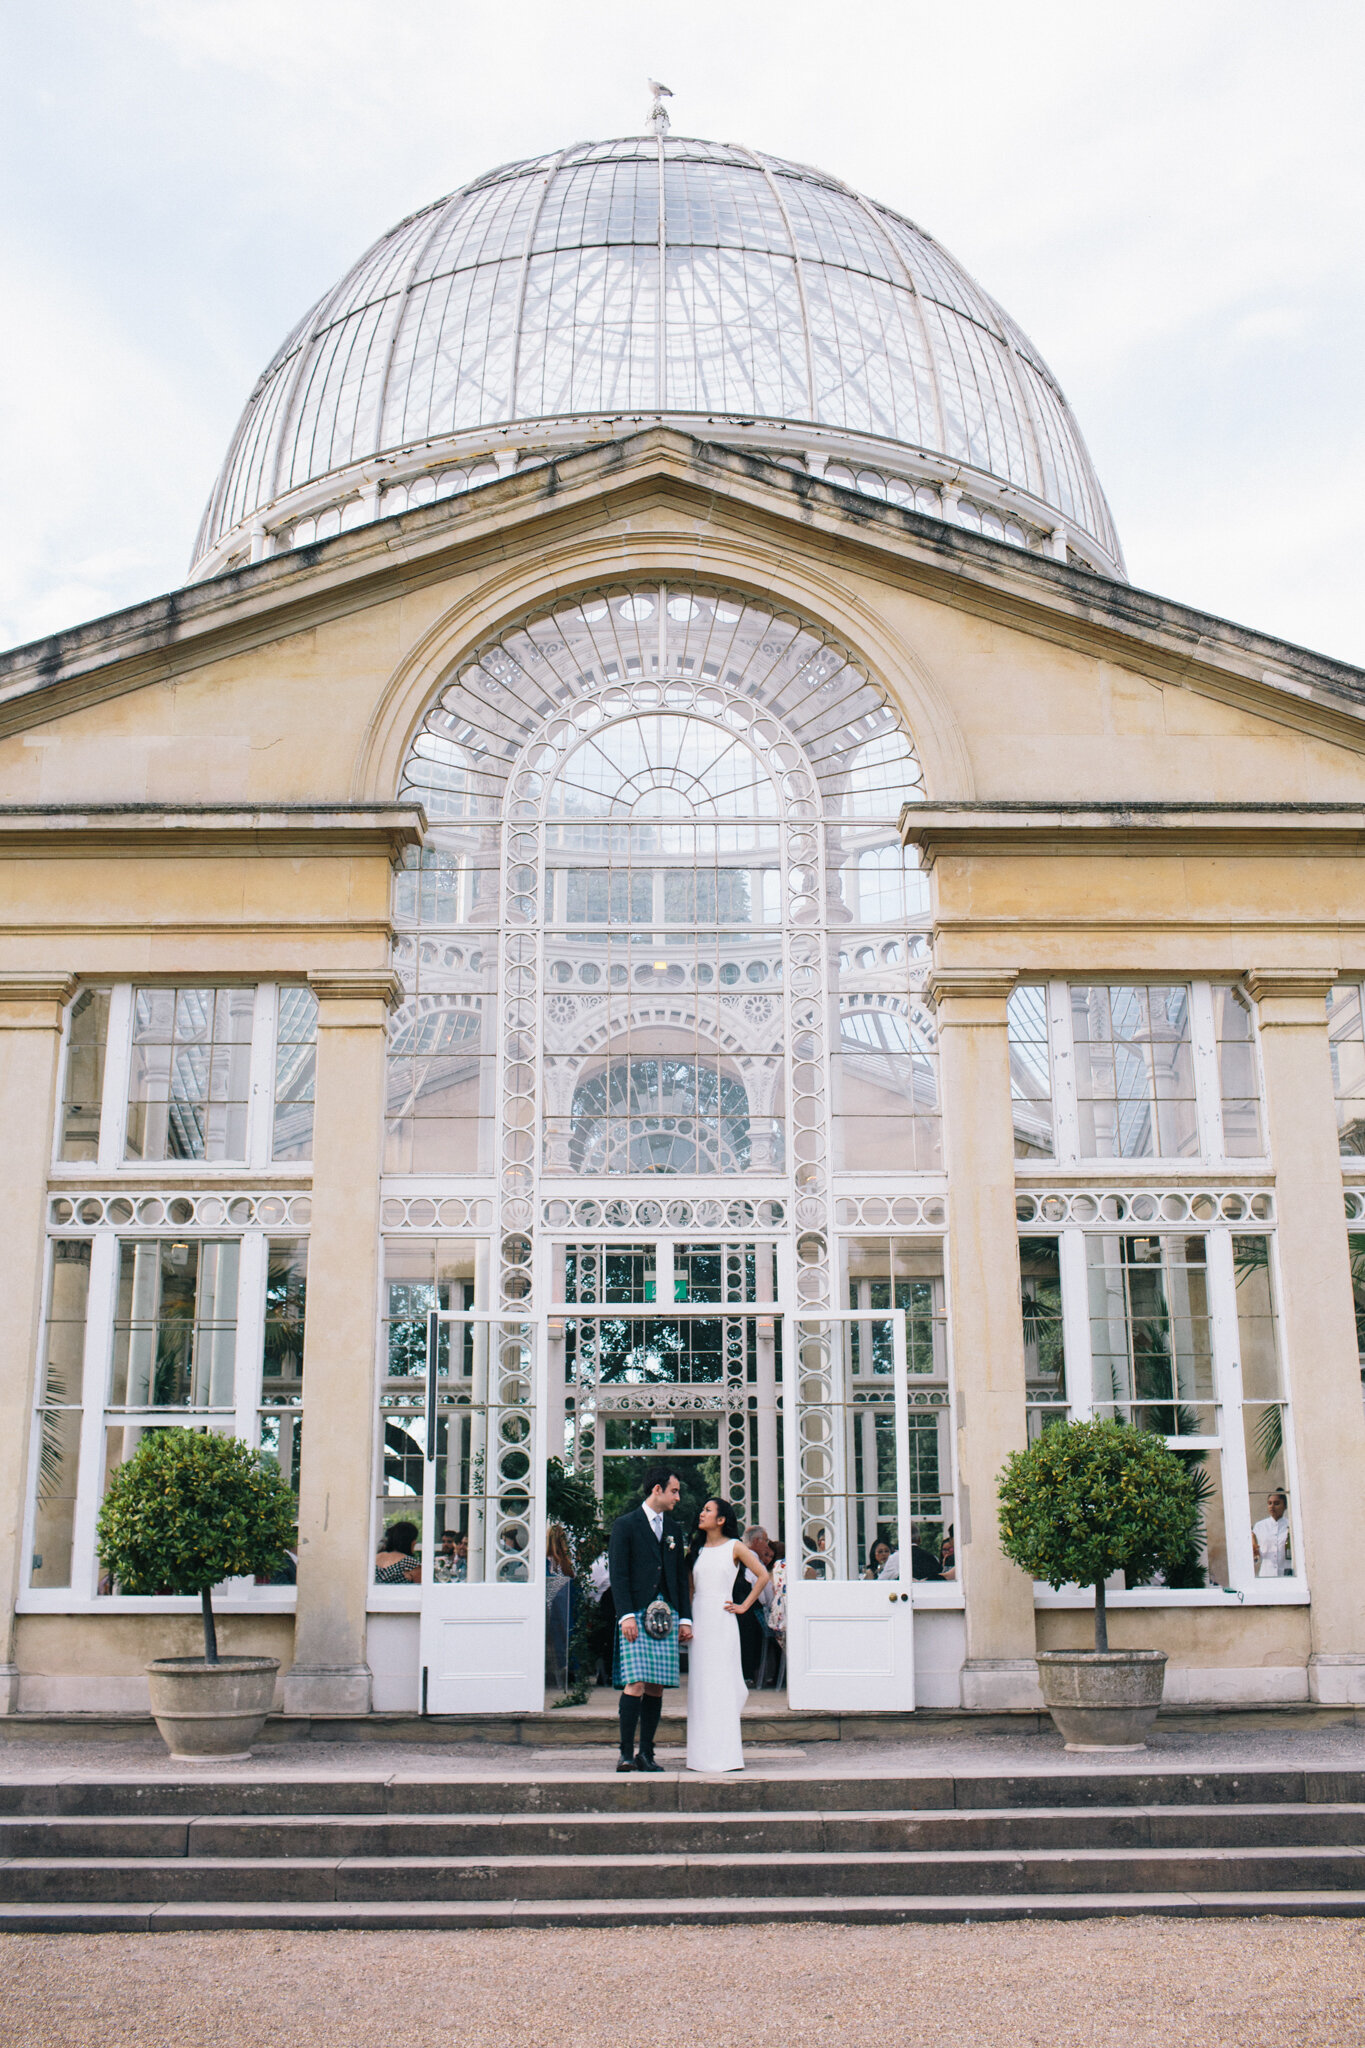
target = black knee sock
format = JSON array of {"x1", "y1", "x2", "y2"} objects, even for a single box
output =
[
  {"x1": 618, "y1": 1693, "x2": 642, "y2": 1760},
  {"x1": 638, "y1": 1692, "x2": 663, "y2": 1758}
]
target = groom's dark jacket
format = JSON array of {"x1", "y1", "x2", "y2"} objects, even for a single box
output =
[{"x1": 608, "y1": 1505, "x2": 692, "y2": 1622}]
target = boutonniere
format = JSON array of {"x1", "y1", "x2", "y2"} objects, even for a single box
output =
[{"x1": 665, "y1": 1535, "x2": 675, "y2": 1547}]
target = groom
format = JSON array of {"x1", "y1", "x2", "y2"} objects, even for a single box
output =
[{"x1": 607, "y1": 1465, "x2": 693, "y2": 1773}]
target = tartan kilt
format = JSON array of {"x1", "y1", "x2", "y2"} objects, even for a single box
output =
[{"x1": 613, "y1": 1608, "x2": 681, "y2": 1688}]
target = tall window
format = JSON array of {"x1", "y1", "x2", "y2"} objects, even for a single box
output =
[
  {"x1": 1328, "y1": 982, "x2": 1365, "y2": 1155},
  {"x1": 58, "y1": 990, "x2": 110, "y2": 1163},
  {"x1": 394, "y1": 585, "x2": 935, "y2": 1199},
  {"x1": 26, "y1": 1227, "x2": 308, "y2": 1599},
  {"x1": 1008, "y1": 987, "x2": 1053, "y2": 1160},
  {"x1": 30, "y1": 1243, "x2": 90, "y2": 1589},
  {"x1": 272, "y1": 990, "x2": 318, "y2": 1163},
  {"x1": 1019, "y1": 1224, "x2": 1298, "y2": 1595}
]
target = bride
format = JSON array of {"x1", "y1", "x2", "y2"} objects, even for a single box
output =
[{"x1": 685, "y1": 1499, "x2": 770, "y2": 1772}]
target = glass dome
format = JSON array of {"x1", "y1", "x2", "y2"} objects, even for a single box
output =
[{"x1": 192, "y1": 135, "x2": 1123, "y2": 581}]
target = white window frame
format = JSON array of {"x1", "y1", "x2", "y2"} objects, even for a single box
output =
[
  {"x1": 1024, "y1": 1218, "x2": 1304, "y2": 1608},
  {"x1": 1025, "y1": 979, "x2": 1270, "y2": 1170},
  {"x1": 50, "y1": 983, "x2": 312, "y2": 1179},
  {"x1": 19, "y1": 1219, "x2": 303, "y2": 1615}
]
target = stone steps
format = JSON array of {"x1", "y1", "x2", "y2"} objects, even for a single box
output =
[
  {"x1": 5, "y1": 1803, "x2": 1365, "y2": 1859},
  {"x1": 7, "y1": 1842, "x2": 1365, "y2": 1908},
  {"x1": 4, "y1": 1767, "x2": 1364, "y2": 1927}
]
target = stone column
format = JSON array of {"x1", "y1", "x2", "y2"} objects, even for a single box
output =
[
  {"x1": 928, "y1": 966, "x2": 1041, "y2": 1709},
  {"x1": 0, "y1": 974, "x2": 76, "y2": 1712},
  {"x1": 282, "y1": 970, "x2": 399, "y2": 1716},
  {"x1": 1245, "y1": 969, "x2": 1365, "y2": 1703}
]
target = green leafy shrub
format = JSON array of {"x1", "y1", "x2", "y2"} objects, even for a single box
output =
[
  {"x1": 997, "y1": 1417, "x2": 1201, "y2": 1650},
  {"x1": 96, "y1": 1428, "x2": 297, "y2": 1663}
]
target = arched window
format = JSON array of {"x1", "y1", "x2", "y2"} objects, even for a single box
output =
[{"x1": 392, "y1": 584, "x2": 938, "y2": 1217}]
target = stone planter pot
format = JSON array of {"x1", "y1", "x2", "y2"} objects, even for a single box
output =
[
  {"x1": 1036, "y1": 1649, "x2": 1167, "y2": 1750},
  {"x1": 146, "y1": 1656, "x2": 279, "y2": 1761}
]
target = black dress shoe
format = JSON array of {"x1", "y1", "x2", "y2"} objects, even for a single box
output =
[
  {"x1": 635, "y1": 1753, "x2": 664, "y2": 1773},
  {"x1": 616, "y1": 1755, "x2": 636, "y2": 1773}
]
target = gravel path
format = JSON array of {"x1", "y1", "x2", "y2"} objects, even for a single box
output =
[{"x1": 3, "y1": 1921, "x2": 1363, "y2": 2046}]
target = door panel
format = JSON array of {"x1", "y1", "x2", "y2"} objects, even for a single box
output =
[
  {"x1": 418, "y1": 1312, "x2": 545, "y2": 1713},
  {"x1": 782, "y1": 1309, "x2": 916, "y2": 1709}
]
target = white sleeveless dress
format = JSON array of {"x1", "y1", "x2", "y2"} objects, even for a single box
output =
[{"x1": 686, "y1": 1540, "x2": 749, "y2": 1772}]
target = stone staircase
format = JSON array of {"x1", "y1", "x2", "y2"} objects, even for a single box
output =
[{"x1": 4, "y1": 1764, "x2": 1365, "y2": 1929}]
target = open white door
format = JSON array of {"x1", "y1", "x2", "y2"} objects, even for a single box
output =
[
  {"x1": 782, "y1": 1305, "x2": 915, "y2": 1710},
  {"x1": 418, "y1": 1308, "x2": 545, "y2": 1713}
]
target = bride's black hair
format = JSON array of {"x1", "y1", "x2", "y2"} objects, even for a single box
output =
[{"x1": 685, "y1": 1497, "x2": 740, "y2": 1574}]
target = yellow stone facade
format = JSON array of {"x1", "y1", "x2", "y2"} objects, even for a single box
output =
[{"x1": 4, "y1": 431, "x2": 1365, "y2": 1714}]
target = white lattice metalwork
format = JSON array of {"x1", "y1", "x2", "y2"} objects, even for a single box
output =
[
  {"x1": 379, "y1": 1194, "x2": 497, "y2": 1230},
  {"x1": 192, "y1": 135, "x2": 1123, "y2": 581},
  {"x1": 832, "y1": 1191, "x2": 947, "y2": 1231},
  {"x1": 1014, "y1": 1187, "x2": 1275, "y2": 1228},
  {"x1": 542, "y1": 1193, "x2": 785, "y2": 1232},
  {"x1": 47, "y1": 1190, "x2": 312, "y2": 1232}
]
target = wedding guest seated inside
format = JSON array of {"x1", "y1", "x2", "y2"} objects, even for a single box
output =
[
  {"x1": 432, "y1": 1530, "x2": 467, "y2": 1582},
  {"x1": 879, "y1": 1534, "x2": 946, "y2": 1581},
  {"x1": 939, "y1": 1528, "x2": 956, "y2": 1579},
  {"x1": 863, "y1": 1539, "x2": 893, "y2": 1580},
  {"x1": 374, "y1": 1519, "x2": 421, "y2": 1584}
]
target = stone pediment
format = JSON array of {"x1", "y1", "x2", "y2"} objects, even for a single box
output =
[{"x1": 2, "y1": 427, "x2": 1364, "y2": 763}]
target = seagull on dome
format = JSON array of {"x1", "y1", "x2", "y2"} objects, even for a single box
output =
[{"x1": 648, "y1": 80, "x2": 673, "y2": 134}]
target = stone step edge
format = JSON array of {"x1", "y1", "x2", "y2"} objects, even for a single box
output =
[
  {"x1": 9, "y1": 1842, "x2": 1365, "y2": 1875},
  {"x1": 5, "y1": 1892, "x2": 1365, "y2": 1933},
  {"x1": 7, "y1": 1800, "x2": 1365, "y2": 1843}
]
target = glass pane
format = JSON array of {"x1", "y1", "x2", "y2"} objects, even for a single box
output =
[
  {"x1": 110, "y1": 1239, "x2": 239, "y2": 1409},
  {"x1": 1232, "y1": 1235, "x2": 1282, "y2": 1401},
  {"x1": 42, "y1": 1240, "x2": 90, "y2": 1406},
  {"x1": 1086, "y1": 1233, "x2": 1213, "y2": 1431},
  {"x1": 1244, "y1": 1407, "x2": 1292, "y2": 1577},
  {"x1": 273, "y1": 988, "x2": 317, "y2": 1162},
  {"x1": 1071, "y1": 984, "x2": 1195, "y2": 1159},
  {"x1": 1020, "y1": 1237, "x2": 1065, "y2": 1415},
  {"x1": 30, "y1": 1407, "x2": 81, "y2": 1589},
  {"x1": 262, "y1": 1239, "x2": 307, "y2": 1403},
  {"x1": 1008, "y1": 986, "x2": 1053, "y2": 1160},
  {"x1": 1126, "y1": 1449, "x2": 1229, "y2": 1590},
  {"x1": 126, "y1": 986, "x2": 255, "y2": 1163},
  {"x1": 59, "y1": 989, "x2": 110, "y2": 1162}
]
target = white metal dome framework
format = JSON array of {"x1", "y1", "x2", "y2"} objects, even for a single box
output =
[{"x1": 192, "y1": 135, "x2": 1123, "y2": 582}]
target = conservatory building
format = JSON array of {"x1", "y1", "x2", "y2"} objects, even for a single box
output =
[{"x1": 4, "y1": 129, "x2": 1365, "y2": 1718}]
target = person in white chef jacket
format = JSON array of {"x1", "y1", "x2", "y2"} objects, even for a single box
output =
[{"x1": 1251, "y1": 1490, "x2": 1292, "y2": 1578}]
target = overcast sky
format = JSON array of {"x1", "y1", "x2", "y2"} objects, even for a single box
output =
[{"x1": 2, "y1": 0, "x2": 1363, "y2": 664}]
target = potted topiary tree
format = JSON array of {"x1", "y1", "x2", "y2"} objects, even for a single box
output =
[
  {"x1": 97, "y1": 1427, "x2": 297, "y2": 1760},
  {"x1": 997, "y1": 1416, "x2": 1201, "y2": 1749}
]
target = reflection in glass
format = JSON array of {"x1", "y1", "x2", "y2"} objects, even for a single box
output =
[
  {"x1": 110, "y1": 1239, "x2": 239, "y2": 1410},
  {"x1": 126, "y1": 986, "x2": 255, "y2": 1163},
  {"x1": 59, "y1": 989, "x2": 110, "y2": 1163},
  {"x1": 1072, "y1": 984, "x2": 1197, "y2": 1160}
]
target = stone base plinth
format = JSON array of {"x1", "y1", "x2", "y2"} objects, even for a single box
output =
[
  {"x1": 279, "y1": 1663, "x2": 373, "y2": 1715},
  {"x1": 959, "y1": 1658, "x2": 1043, "y2": 1711},
  {"x1": 1308, "y1": 1653, "x2": 1365, "y2": 1705}
]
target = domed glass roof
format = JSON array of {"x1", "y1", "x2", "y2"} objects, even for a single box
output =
[{"x1": 192, "y1": 135, "x2": 1122, "y2": 580}]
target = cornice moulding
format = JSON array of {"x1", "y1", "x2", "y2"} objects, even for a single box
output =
[
  {"x1": 1243, "y1": 967, "x2": 1340, "y2": 1003},
  {"x1": 902, "y1": 803, "x2": 1365, "y2": 865},
  {"x1": 307, "y1": 970, "x2": 403, "y2": 1010},
  {"x1": 0, "y1": 804, "x2": 426, "y2": 861},
  {"x1": 925, "y1": 966, "x2": 1020, "y2": 1007},
  {"x1": 0, "y1": 971, "x2": 78, "y2": 1007}
]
